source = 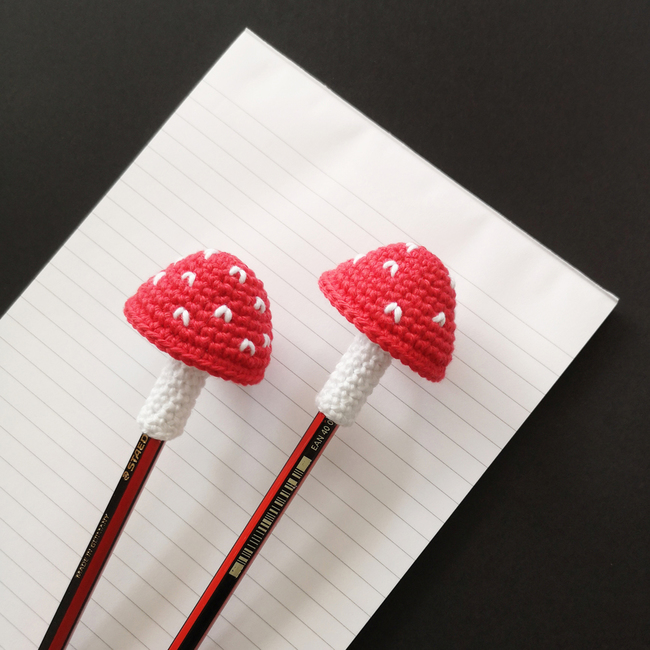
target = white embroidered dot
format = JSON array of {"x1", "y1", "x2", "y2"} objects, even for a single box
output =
[
  {"x1": 229, "y1": 266, "x2": 247, "y2": 284},
  {"x1": 253, "y1": 296, "x2": 266, "y2": 312},
  {"x1": 204, "y1": 249, "x2": 218, "y2": 259},
  {"x1": 213, "y1": 305, "x2": 232, "y2": 323},
  {"x1": 432, "y1": 312, "x2": 446, "y2": 327},
  {"x1": 240, "y1": 339, "x2": 255, "y2": 356},
  {"x1": 352, "y1": 254, "x2": 365, "y2": 264},
  {"x1": 262, "y1": 333, "x2": 271, "y2": 348},
  {"x1": 384, "y1": 302, "x2": 402, "y2": 323},
  {"x1": 182, "y1": 271, "x2": 196, "y2": 287},
  {"x1": 383, "y1": 260, "x2": 399, "y2": 277},
  {"x1": 153, "y1": 271, "x2": 166, "y2": 285},
  {"x1": 173, "y1": 307, "x2": 190, "y2": 327},
  {"x1": 406, "y1": 243, "x2": 419, "y2": 253}
]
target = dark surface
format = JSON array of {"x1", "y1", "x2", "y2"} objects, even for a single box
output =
[{"x1": 2, "y1": 2, "x2": 648, "y2": 648}]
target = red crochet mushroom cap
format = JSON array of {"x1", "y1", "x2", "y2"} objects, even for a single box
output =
[
  {"x1": 124, "y1": 250, "x2": 272, "y2": 385},
  {"x1": 319, "y1": 242, "x2": 456, "y2": 382}
]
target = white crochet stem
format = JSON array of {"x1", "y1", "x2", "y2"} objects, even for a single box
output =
[
  {"x1": 316, "y1": 332, "x2": 393, "y2": 426},
  {"x1": 137, "y1": 357, "x2": 207, "y2": 441}
]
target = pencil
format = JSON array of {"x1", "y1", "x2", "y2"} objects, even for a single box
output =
[
  {"x1": 39, "y1": 435, "x2": 164, "y2": 650},
  {"x1": 169, "y1": 412, "x2": 338, "y2": 650},
  {"x1": 168, "y1": 243, "x2": 457, "y2": 649},
  {"x1": 39, "y1": 249, "x2": 274, "y2": 649}
]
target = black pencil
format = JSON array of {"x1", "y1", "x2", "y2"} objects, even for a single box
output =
[
  {"x1": 39, "y1": 434, "x2": 164, "y2": 650},
  {"x1": 40, "y1": 249, "x2": 274, "y2": 648}
]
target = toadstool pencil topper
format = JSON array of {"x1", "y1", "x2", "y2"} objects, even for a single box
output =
[
  {"x1": 316, "y1": 241, "x2": 456, "y2": 425},
  {"x1": 40, "y1": 249, "x2": 272, "y2": 650},
  {"x1": 124, "y1": 249, "x2": 273, "y2": 440},
  {"x1": 169, "y1": 242, "x2": 456, "y2": 650}
]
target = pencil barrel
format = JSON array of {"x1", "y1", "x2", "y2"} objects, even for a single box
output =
[
  {"x1": 39, "y1": 434, "x2": 164, "y2": 650},
  {"x1": 170, "y1": 412, "x2": 338, "y2": 650}
]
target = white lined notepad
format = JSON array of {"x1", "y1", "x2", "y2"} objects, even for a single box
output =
[{"x1": 0, "y1": 30, "x2": 617, "y2": 649}]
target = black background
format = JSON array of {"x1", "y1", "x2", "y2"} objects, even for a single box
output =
[{"x1": 2, "y1": 2, "x2": 649, "y2": 648}]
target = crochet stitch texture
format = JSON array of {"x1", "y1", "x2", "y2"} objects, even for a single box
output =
[
  {"x1": 316, "y1": 332, "x2": 393, "y2": 426},
  {"x1": 319, "y1": 242, "x2": 456, "y2": 382},
  {"x1": 124, "y1": 250, "x2": 272, "y2": 385},
  {"x1": 136, "y1": 359, "x2": 207, "y2": 441}
]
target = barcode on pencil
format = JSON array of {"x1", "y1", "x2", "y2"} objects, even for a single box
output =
[{"x1": 228, "y1": 456, "x2": 311, "y2": 578}]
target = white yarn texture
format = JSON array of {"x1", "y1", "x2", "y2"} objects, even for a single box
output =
[
  {"x1": 316, "y1": 333, "x2": 392, "y2": 426},
  {"x1": 137, "y1": 357, "x2": 207, "y2": 441}
]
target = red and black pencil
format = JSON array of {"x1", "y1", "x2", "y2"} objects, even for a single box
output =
[
  {"x1": 40, "y1": 435, "x2": 164, "y2": 650},
  {"x1": 40, "y1": 249, "x2": 275, "y2": 648},
  {"x1": 169, "y1": 412, "x2": 338, "y2": 650},
  {"x1": 169, "y1": 243, "x2": 457, "y2": 648}
]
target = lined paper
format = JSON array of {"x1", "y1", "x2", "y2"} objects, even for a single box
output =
[{"x1": 0, "y1": 30, "x2": 617, "y2": 649}]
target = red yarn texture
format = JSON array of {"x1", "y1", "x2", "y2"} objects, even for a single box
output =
[
  {"x1": 319, "y1": 243, "x2": 455, "y2": 382},
  {"x1": 124, "y1": 251, "x2": 272, "y2": 385}
]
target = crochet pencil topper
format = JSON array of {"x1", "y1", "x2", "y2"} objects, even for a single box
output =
[
  {"x1": 317, "y1": 241, "x2": 456, "y2": 425},
  {"x1": 169, "y1": 242, "x2": 456, "y2": 650},
  {"x1": 124, "y1": 249, "x2": 273, "y2": 440},
  {"x1": 40, "y1": 249, "x2": 272, "y2": 650}
]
